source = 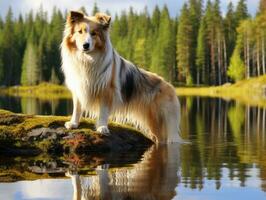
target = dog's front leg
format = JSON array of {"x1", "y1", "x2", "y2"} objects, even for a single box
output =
[
  {"x1": 65, "y1": 94, "x2": 82, "y2": 129},
  {"x1": 96, "y1": 104, "x2": 110, "y2": 136}
]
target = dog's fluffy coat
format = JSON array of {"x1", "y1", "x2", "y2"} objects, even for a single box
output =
[{"x1": 61, "y1": 11, "x2": 183, "y2": 143}]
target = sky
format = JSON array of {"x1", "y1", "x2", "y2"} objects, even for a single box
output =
[{"x1": 0, "y1": 0, "x2": 261, "y2": 19}]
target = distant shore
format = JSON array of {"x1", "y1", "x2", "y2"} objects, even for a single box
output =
[
  {"x1": 0, "y1": 76, "x2": 266, "y2": 107},
  {"x1": 177, "y1": 75, "x2": 266, "y2": 107},
  {"x1": 0, "y1": 82, "x2": 71, "y2": 100}
]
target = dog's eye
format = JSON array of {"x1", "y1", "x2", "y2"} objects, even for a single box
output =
[
  {"x1": 78, "y1": 29, "x2": 82, "y2": 34},
  {"x1": 91, "y1": 31, "x2": 96, "y2": 36}
]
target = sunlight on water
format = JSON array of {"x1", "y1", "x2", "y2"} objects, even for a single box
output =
[{"x1": 0, "y1": 96, "x2": 266, "y2": 199}]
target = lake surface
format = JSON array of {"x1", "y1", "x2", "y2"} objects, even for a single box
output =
[{"x1": 0, "y1": 95, "x2": 266, "y2": 200}]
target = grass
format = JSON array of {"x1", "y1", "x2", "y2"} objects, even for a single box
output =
[
  {"x1": 177, "y1": 75, "x2": 266, "y2": 107},
  {"x1": 0, "y1": 82, "x2": 71, "y2": 100}
]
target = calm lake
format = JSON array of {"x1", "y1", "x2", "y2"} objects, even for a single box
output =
[{"x1": 0, "y1": 95, "x2": 266, "y2": 200}]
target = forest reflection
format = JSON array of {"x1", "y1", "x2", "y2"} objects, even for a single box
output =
[
  {"x1": 0, "y1": 95, "x2": 266, "y2": 195},
  {"x1": 180, "y1": 96, "x2": 266, "y2": 192}
]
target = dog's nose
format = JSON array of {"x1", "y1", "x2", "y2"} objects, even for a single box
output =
[{"x1": 83, "y1": 43, "x2": 90, "y2": 50}]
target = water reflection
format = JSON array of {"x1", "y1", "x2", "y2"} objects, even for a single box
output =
[
  {"x1": 66, "y1": 144, "x2": 181, "y2": 200},
  {"x1": 0, "y1": 96, "x2": 266, "y2": 199},
  {"x1": 180, "y1": 97, "x2": 266, "y2": 192},
  {"x1": 0, "y1": 96, "x2": 72, "y2": 115}
]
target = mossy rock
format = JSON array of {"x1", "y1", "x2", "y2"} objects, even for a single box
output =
[{"x1": 0, "y1": 109, "x2": 153, "y2": 157}]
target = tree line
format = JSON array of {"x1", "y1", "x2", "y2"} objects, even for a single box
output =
[{"x1": 0, "y1": 0, "x2": 265, "y2": 86}]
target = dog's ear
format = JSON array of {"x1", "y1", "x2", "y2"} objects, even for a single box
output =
[
  {"x1": 67, "y1": 11, "x2": 84, "y2": 24},
  {"x1": 95, "y1": 12, "x2": 111, "y2": 28}
]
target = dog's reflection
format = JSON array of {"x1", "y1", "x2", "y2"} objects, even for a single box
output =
[{"x1": 66, "y1": 144, "x2": 181, "y2": 200}]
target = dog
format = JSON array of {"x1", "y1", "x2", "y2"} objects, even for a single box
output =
[{"x1": 61, "y1": 11, "x2": 183, "y2": 144}]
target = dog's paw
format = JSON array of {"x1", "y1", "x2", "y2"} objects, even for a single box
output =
[
  {"x1": 65, "y1": 121, "x2": 79, "y2": 129},
  {"x1": 96, "y1": 126, "x2": 110, "y2": 136}
]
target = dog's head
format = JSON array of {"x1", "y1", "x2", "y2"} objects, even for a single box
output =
[{"x1": 65, "y1": 11, "x2": 111, "y2": 53}]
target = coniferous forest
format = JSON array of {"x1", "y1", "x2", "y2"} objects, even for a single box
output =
[{"x1": 0, "y1": 0, "x2": 266, "y2": 86}]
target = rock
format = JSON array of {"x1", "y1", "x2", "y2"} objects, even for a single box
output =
[{"x1": 0, "y1": 109, "x2": 153, "y2": 157}]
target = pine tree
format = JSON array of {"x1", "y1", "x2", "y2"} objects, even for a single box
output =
[
  {"x1": 21, "y1": 33, "x2": 40, "y2": 85},
  {"x1": 46, "y1": 8, "x2": 64, "y2": 84},
  {"x1": 176, "y1": 3, "x2": 193, "y2": 84},
  {"x1": 25, "y1": 10, "x2": 34, "y2": 37},
  {"x1": 38, "y1": 28, "x2": 49, "y2": 81},
  {"x1": 149, "y1": 5, "x2": 161, "y2": 67},
  {"x1": 235, "y1": 0, "x2": 249, "y2": 26},
  {"x1": 34, "y1": 5, "x2": 47, "y2": 39},
  {"x1": 151, "y1": 5, "x2": 160, "y2": 35},
  {"x1": 125, "y1": 7, "x2": 136, "y2": 60},
  {"x1": 204, "y1": 0, "x2": 215, "y2": 84},
  {"x1": 112, "y1": 11, "x2": 128, "y2": 58},
  {"x1": 225, "y1": 2, "x2": 237, "y2": 64},
  {"x1": 189, "y1": 0, "x2": 203, "y2": 82},
  {"x1": 110, "y1": 14, "x2": 121, "y2": 46},
  {"x1": 133, "y1": 38, "x2": 146, "y2": 68},
  {"x1": 213, "y1": 0, "x2": 226, "y2": 84},
  {"x1": 196, "y1": 16, "x2": 207, "y2": 85},
  {"x1": 151, "y1": 5, "x2": 175, "y2": 82},
  {"x1": 2, "y1": 7, "x2": 17, "y2": 86},
  {"x1": 14, "y1": 13, "x2": 26, "y2": 84}
]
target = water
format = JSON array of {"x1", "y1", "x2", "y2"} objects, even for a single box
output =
[{"x1": 0, "y1": 96, "x2": 266, "y2": 200}]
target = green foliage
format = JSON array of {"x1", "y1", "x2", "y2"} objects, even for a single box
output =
[
  {"x1": 196, "y1": 17, "x2": 207, "y2": 83},
  {"x1": 227, "y1": 49, "x2": 245, "y2": 82},
  {"x1": 225, "y1": 2, "x2": 237, "y2": 62},
  {"x1": 133, "y1": 38, "x2": 146, "y2": 68},
  {"x1": 1, "y1": 8, "x2": 18, "y2": 86},
  {"x1": 235, "y1": 0, "x2": 249, "y2": 25},
  {"x1": 0, "y1": 6, "x2": 64, "y2": 86},
  {"x1": 177, "y1": 3, "x2": 192, "y2": 83},
  {"x1": 0, "y1": 2, "x2": 265, "y2": 87},
  {"x1": 21, "y1": 36, "x2": 40, "y2": 86},
  {"x1": 151, "y1": 5, "x2": 176, "y2": 82}
]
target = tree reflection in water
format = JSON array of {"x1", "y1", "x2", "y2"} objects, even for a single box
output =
[{"x1": 1, "y1": 96, "x2": 266, "y2": 197}]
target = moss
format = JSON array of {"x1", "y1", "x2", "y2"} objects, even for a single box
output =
[{"x1": 0, "y1": 109, "x2": 153, "y2": 157}]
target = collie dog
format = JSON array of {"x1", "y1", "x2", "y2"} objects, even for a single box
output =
[{"x1": 61, "y1": 11, "x2": 183, "y2": 143}]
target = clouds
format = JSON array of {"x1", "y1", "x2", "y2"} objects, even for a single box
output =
[
  {"x1": 0, "y1": 0, "x2": 152, "y2": 18},
  {"x1": 0, "y1": 0, "x2": 260, "y2": 19}
]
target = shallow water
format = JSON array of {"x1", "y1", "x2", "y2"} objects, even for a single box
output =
[{"x1": 0, "y1": 96, "x2": 266, "y2": 200}]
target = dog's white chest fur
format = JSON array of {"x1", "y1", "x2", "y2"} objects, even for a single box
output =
[{"x1": 62, "y1": 50, "x2": 114, "y2": 111}]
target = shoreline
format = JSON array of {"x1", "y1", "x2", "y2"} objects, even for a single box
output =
[
  {"x1": 0, "y1": 75, "x2": 266, "y2": 106},
  {"x1": 177, "y1": 75, "x2": 266, "y2": 107}
]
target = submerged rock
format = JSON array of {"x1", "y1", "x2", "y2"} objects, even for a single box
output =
[{"x1": 0, "y1": 109, "x2": 153, "y2": 157}]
